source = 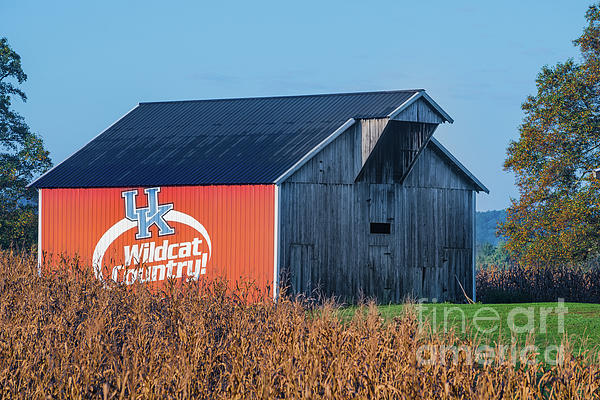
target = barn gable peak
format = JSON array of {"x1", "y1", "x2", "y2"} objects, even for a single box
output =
[{"x1": 388, "y1": 91, "x2": 453, "y2": 123}]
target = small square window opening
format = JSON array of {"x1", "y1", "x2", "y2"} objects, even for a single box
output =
[{"x1": 370, "y1": 222, "x2": 391, "y2": 234}]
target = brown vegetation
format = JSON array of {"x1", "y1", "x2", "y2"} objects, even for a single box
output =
[
  {"x1": 477, "y1": 261, "x2": 600, "y2": 303},
  {"x1": 0, "y1": 251, "x2": 599, "y2": 399}
]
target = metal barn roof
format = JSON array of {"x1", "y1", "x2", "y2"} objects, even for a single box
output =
[{"x1": 30, "y1": 89, "x2": 457, "y2": 188}]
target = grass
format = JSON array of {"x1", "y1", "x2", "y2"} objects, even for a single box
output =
[{"x1": 372, "y1": 302, "x2": 600, "y2": 355}]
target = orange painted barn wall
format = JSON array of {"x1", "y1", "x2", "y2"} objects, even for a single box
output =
[{"x1": 40, "y1": 185, "x2": 275, "y2": 295}]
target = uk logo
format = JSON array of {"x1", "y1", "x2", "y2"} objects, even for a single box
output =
[
  {"x1": 121, "y1": 187, "x2": 175, "y2": 239},
  {"x1": 93, "y1": 186, "x2": 212, "y2": 282}
]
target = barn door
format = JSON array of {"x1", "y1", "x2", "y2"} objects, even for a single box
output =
[
  {"x1": 368, "y1": 244, "x2": 394, "y2": 303},
  {"x1": 442, "y1": 248, "x2": 472, "y2": 303},
  {"x1": 289, "y1": 244, "x2": 314, "y2": 296},
  {"x1": 366, "y1": 184, "x2": 396, "y2": 303}
]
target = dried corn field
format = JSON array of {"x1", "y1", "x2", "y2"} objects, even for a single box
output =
[
  {"x1": 477, "y1": 262, "x2": 600, "y2": 303},
  {"x1": 0, "y1": 251, "x2": 599, "y2": 399}
]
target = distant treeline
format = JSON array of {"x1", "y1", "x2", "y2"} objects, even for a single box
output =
[
  {"x1": 475, "y1": 210, "x2": 509, "y2": 270},
  {"x1": 476, "y1": 209, "x2": 506, "y2": 246}
]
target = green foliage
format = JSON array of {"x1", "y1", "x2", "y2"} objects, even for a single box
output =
[
  {"x1": 500, "y1": 4, "x2": 600, "y2": 265},
  {"x1": 475, "y1": 210, "x2": 513, "y2": 270},
  {"x1": 476, "y1": 240, "x2": 512, "y2": 269},
  {"x1": 0, "y1": 37, "x2": 52, "y2": 249}
]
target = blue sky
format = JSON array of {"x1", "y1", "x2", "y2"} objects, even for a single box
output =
[{"x1": 2, "y1": 1, "x2": 590, "y2": 210}]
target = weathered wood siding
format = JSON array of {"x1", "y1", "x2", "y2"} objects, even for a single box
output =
[
  {"x1": 279, "y1": 119, "x2": 476, "y2": 303},
  {"x1": 361, "y1": 118, "x2": 389, "y2": 166},
  {"x1": 359, "y1": 121, "x2": 438, "y2": 184},
  {"x1": 285, "y1": 124, "x2": 361, "y2": 184},
  {"x1": 392, "y1": 97, "x2": 445, "y2": 124},
  {"x1": 403, "y1": 141, "x2": 474, "y2": 191}
]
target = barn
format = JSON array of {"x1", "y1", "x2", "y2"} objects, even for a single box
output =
[{"x1": 30, "y1": 90, "x2": 488, "y2": 303}]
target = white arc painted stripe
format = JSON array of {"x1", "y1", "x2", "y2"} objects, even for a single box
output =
[{"x1": 92, "y1": 210, "x2": 211, "y2": 282}]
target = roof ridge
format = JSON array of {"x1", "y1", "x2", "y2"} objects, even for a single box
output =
[{"x1": 138, "y1": 89, "x2": 425, "y2": 105}]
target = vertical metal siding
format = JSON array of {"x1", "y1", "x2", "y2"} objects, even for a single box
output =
[
  {"x1": 472, "y1": 191, "x2": 476, "y2": 302},
  {"x1": 37, "y1": 189, "x2": 42, "y2": 275},
  {"x1": 273, "y1": 184, "x2": 280, "y2": 300},
  {"x1": 40, "y1": 185, "x2": 275, "y2": 296}
]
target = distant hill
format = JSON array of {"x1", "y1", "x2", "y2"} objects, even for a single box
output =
[{"x1": 476, "y1": 210, "x2": 506, "y2": 246}]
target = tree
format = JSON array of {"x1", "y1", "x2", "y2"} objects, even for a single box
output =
[
  {"x1": 476, "y1": 241, "x2": 512, "y2": 269},
  {"x1": 500, "y1": 4, "x2": 600, "y2": 265},
  {"x1": 0, "y1": 37, "x2": 52, "y2": 249}
]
